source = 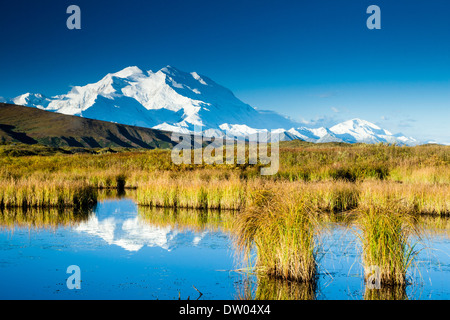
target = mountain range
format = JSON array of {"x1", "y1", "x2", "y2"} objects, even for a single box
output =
[{"x1": 6, "y1": 65, "x2": 419, "y2": 145}]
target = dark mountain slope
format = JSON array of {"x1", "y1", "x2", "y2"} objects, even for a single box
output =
[{"x1": 0, "y1": 103, "x2": 175, "y2": 149}]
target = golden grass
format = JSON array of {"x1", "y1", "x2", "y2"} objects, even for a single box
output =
[
  {"x1": 358, "y1": 181, "x2": 450, "y2": 215},
  {"x1": 135, "y1": 171, "x2": 247, "y2": 210},
  {"x1": 0, "y1": 178, "x2": 97, "y2": 209},
  {"x1": 0, "y1": 144, "x2": 448, "y2": 213},
  {"x1": 356, "y1": 199, "x2": 420, "y2": 286},
  {"x1": 233, "y1": 185, "x2": 320, "y2": 282}
]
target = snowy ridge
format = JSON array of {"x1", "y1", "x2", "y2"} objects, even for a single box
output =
[{"x1": 8, "y1": 65, "x2": 420, "y2": 146}]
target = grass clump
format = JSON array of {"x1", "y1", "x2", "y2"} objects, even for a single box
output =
[
  {"x1": 234, "y1": 185, "x2": 319, "y2": 282},
  {"x1": 356, "y1": 200, "x2": 420, "y2": 287}
]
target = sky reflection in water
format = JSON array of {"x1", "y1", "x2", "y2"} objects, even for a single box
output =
[{"x1": 0, "y1": 197, "x2": 449, "y2": 300}]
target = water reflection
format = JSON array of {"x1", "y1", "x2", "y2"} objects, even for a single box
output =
[
  {"x1": 74, "y1": 200, "x2": 237, "y2": 252},
  {"x1": 0, "y1": 195, "x2": 449, "y2": 299},
  {"x1": 0, "y1": 197, "x2": 240, "y2": 299},
  {"x1": 238, "y1": 276, "x2": 317, "y2": 300},
  {"x1": 0, "y1": 206, "x2": 92, "y2": 230},
  {"x1": 138, "y1": 206, "x2": 235, "y2": 233},
  {"x1": 416, "y1": 215, "x2": 450, "y2": 239},
  {"x1": 75, "y1": 210, "x2": 178, "y2": 251},
  {"x1": 364, "y1": 286, "x2": 408, "y2": 300}
]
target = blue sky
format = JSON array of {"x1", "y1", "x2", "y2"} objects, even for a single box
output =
[{"x1": 0, "y1": 0, "x2": 448, "y2": 143}]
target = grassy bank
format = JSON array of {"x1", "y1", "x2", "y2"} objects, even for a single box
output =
[{"x1": 2, "y1": 143, "x2": 449, "y2": 187}]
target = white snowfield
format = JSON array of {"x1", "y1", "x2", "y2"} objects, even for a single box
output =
[{"x1": 10, "y1": 65, "x2": 419, "y2": 145}]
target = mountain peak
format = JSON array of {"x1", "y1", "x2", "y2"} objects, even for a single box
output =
[
  {"x1": 346, "y1": 118, "x2": 380, "y2": 128},
  {"x1": 331, "y1": 118, "x2": 383, "y2": 132},
  {"x1": 110, "y1": 66, "x2": 144, "y2": 78},
  {"x1": 160, "y1": 65, "x2": 181, "y2": 75}
]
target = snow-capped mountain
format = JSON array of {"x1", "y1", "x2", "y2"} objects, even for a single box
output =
[
  {"x1": 252, "y1": 120, "x2": 418, "y2": 145},
  {"x1": 8, "y1": 65, "x2": 419, "y2": 145},
  {"x1": 329, "y1": 119, "x2": 419, "y2": 145},
  {"x1": 11, "y1": 65, "x2": 297, "y2": 132}
]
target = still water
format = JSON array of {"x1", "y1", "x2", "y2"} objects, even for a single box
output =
[{"x1": 0, "y1": 196, "x2": 449, "y2": 300}]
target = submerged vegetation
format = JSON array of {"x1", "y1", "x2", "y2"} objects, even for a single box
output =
[{"x1": 1, "y1": 142, "x2": 449, "y2": 290}]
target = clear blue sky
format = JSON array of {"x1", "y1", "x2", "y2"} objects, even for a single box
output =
[{"x1": 0, "y1": 0, "x2": 448, "y2": 143}]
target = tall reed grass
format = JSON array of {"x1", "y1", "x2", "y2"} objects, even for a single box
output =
[
  {"x1": 358, "y1": 181, "x2": 450, "y2": 215},
  {"x1": 356, "y1": 200, "x2": 420, "y2": 286},
  {"x1": 0, "y1": 144, "x2": 448, "y2": 213},
  {"x1": 135, "y1": 171, "x2": 247, "y2": 210},
  {"x1": 233, "y1": 186, "x2": 320, "y2": 282},
  {"x1": 0, "y1": 179, "x2": 97, "y2": 209}
]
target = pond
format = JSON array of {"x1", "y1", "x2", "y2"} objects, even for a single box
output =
[{"x1": 0, "y1": 194, "x2": 449, "y2": 300}]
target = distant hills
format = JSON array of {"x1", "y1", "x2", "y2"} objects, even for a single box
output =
[{"x1": 0, "y1": 103, "x2": 175, "y2": 149}]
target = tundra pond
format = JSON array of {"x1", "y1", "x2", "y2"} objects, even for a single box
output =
[{"x1": 0, "y1": 194, "x2": 449, "y2": 300}]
